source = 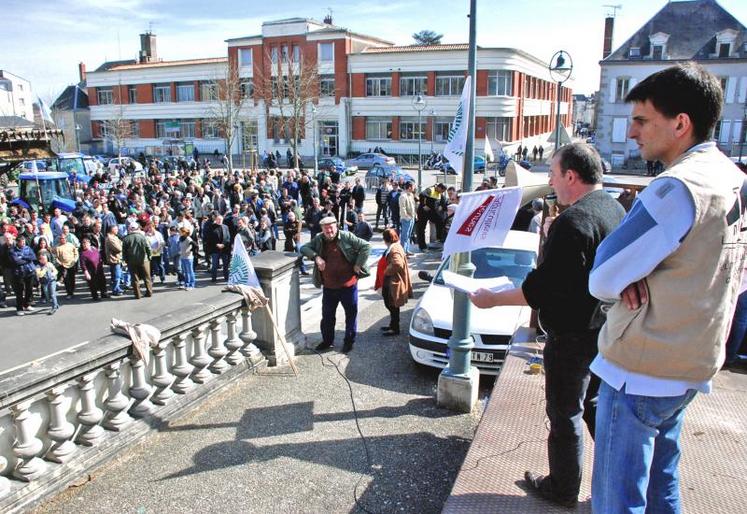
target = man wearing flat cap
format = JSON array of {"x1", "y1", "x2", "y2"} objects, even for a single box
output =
[
  {"x1": 301, "y1": 216, "x2": 371, "y2": 353},
  {"x1": 122, "y1": 222, "x2": 152, "y2": 299}
]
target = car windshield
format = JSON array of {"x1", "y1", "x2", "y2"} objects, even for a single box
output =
[
  {"x1": 434, "y1": 247, "x2": 536, "y2": 288},
  {"x1": 57, "y1": 157, "x2": 86, "y2": 175},
  {"x1": 21, "y1": 178, "x2": 72, "y2": 210}
]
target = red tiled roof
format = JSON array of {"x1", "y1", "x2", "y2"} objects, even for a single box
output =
[
  {"x1": 362, "y1": 44, "x2": 471, "y2": 54},
  {"x1": 109, "y1": 57, "x2": 227, "y2": 71}
]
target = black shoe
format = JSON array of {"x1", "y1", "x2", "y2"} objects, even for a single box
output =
[
  {"x1": 342, "y1": 341, "x2": 354, "y2": 354},
  {"x1": 380, "y1": 326, "x2": 393, "y2": 332},
  {"x1": 144, "y1": 292, "x2": 152, "y2": 297},
  {"x1": 315, "y1": 341, "x2": 333, "y2": 351},
  {"x1": 524, "y1": 471, "x2": 577, "y2": 508},
  {"x1": 383, "y1": 330, "x2": 400, "y2": 337}
]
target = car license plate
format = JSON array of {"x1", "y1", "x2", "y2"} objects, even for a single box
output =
[{"x1": 472, "y1": 351, "x2": 494, "y2": 363}]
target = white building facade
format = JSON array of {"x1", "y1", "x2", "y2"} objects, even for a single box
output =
[{"x1": 0, "y1": 70, "x2": 34, "y2": 124}]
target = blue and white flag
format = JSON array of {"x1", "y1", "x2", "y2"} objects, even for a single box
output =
[
  {"x1": 443, "y1": 76, "x2": 472, "y2": 176},
  {"x1": 228, "y1": 234, "x2": 260, "y2": 288}
]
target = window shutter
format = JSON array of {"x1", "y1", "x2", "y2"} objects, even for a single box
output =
[
  {"x1": 726, "y1": 77, "x2": 737, "y2": 103},
  {"x1": 609, "y1": 78, "x2": 617, "y2": 103}
]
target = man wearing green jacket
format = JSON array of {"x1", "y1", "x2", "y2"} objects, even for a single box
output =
[
  {"x1": 301, "y1": 216, "x2": 370, "y2": 353},
  {"x1": 122, "y1": 222, "x2": 152, "y2": 299}
]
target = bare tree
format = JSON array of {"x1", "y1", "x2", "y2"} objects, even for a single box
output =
[
  {"x1": 204, "y1": 65, "x2": 251, "y2": 172},
  {"x1": 101, "y1": 104, "x2": 133, "y2": 161},
  {"x1": 254, "y1": 49, "x2": 327, "y2": 169}
]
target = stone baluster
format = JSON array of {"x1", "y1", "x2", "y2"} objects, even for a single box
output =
[
  {"x1": 171, "y1": 333, "x2": 195, "y2": 394},
  {"x1": 128, "y1": 356, "x2": 155, "y2": 417},
  {"x1": 224, "y1": 311, "x2": 244, "y2": 366},
  {"x1": 102, "y1": 360, "x2": 133, "y2": 431},
  {"x1": 45, "y1": 385, "x2": 77, "y2": 463},
  {"x1": 0, "y1": 457, "x2": 10, "y2": 497},
  {"x1": 239, "y1": 306, "x2": 263, "y2": 365},
  {"x1": 151, "y1": 342, "x2": 176, "y2": 405},
  {"x1": 189, "y1": 324, "x2": 213, "y2": 383},
  {"x1": 10, "y1": 400, "x2": 47, "y2": 481},
  {"x1": 208, "y1": 317, "x2": 229, "y2": 374},
  {"x1": 76, "y1": 371, "x2": 106, "y2": 446}
]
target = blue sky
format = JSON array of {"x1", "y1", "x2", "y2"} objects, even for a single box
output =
[{"x1": 3, "y1": 0, "x2": 747, "y2": 101}]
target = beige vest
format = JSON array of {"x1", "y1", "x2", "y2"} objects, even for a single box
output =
[{"x1": 599, "y1": 144, "x2": 747, "y2": 381}]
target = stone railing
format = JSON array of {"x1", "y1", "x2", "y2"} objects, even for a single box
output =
[{"x1": 0, "y1": 251, "x2": 304, "y2": 513}]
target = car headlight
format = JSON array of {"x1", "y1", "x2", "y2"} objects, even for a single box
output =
[{"x1": 412, "y1": 307, "x2": 434, "y2": 335}]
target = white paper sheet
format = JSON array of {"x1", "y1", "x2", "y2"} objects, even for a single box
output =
[{"x1": 441, "y1": 270, "x2": 513, "y2": 295}]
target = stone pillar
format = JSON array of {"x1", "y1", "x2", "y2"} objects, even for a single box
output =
[
  {"x1": 128, "y1": 357, "x2": 155, "y2": 418},
  {"x1": 103, "y1": 360, "x2": 133, "y2": 431},
  {"x1": 250, "y1": 251, "x2": 303, "y2": 365},
  {"x1": 224, "y1": 311, "x2": 244, "y2": 366},
  {"x1": 239, "y1": 307, "x2": 263, "y2": 366},
  {"x1": 208, "y1": 317, "x2": 229, "y2": 374},
  {"x1": 11, "y1": 400, "x2": 47, "y2": 481},
  {"x1": 189, "y1": 324, "x2": 212, "y2": 383},
  {"x1": 46, "y1": 385, "x2": 77, "y2": 463},
  {"x1": 151, "y1": 343, "x2": 176, "y2": 405},
  {"x1": 76, "y1": 372, "x2": 106, "y2": 446},
  {"x1": 171, "y1": 333, "x2": 195, "y2": 394}
]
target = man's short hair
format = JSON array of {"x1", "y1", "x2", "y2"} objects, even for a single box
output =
[
  {"x1": 625, "y1": 62, "x2": 722, "y2": 143},
  {"x1": 553, "y1": 143, "x2": 604, "y2": 185}
]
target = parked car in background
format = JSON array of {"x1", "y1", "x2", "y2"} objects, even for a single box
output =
[
  {"x1": 365, "y1": 164, "x2": 415, "y2": 189},
  {"x1": 108, "y1": 156, "x2": 144, "y2": 173},
  {"x1": 318, "y1": 157, "x2": 358, "y2": 176},
  {"x1": 439, "y1": 155, "x2": 486, "y2": 175},
  {"x1": 409, "y1": 231, "x2": 539, "y2": 375},
  {"x1": 347, "y1": 152, "x2": 396, "y2": 170}
]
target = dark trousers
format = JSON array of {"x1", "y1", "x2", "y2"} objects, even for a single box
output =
[
  {"x1": 86, "y1": 269, "x2": 108, "y2": 299},
  {"x1": 129, "y1": 261, "x2": 152, "y2": 298},
  {"x1": 321, "y1": 284, "x2": 358, "y2": 345},
  {"x1": 210, "y1": 252, "x2": 230, "y2": 281},
  {"x1": 542, "y1": 331, "x2": 600, "y2": 500},
  {"x1": 375, "y1": 203, "x2": 389, "y2": 228},
  {"x1": 60, "y1": 264, "x2": 77, "y2": 296},
  {"x1": 416, "y1": 216, "x2": 429, "y2": 250},
  {"x1": 382, "y1": 283, "x2": 400, "y2": 332},
  {"x1": 12, "y1": 275, "x2": 33, "y2": 311}
]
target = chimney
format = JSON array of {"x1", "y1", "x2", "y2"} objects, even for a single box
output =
[
  {"x1": 603, "y1": 16, "x2": 614, "y2": 59},
  {"x1": 139, "y1": 32, "x2": 158, "y2": 63},
  {"x1": 78, "y1": 62, "x2": 86, "y2": 83}
]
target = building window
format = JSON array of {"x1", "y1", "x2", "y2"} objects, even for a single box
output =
[
  {"x1": 718, "y1": 43, "x2": 731, "y2": 58},
  {"x1": 319, "y1": 43, "x2": 334, "y2": 63},
  {"x1": 320, "y1": 75, "x2": 335, "y2": 97},
  {"x1": 719, "y1": 77, "x2": 728, "y2": 93},
  {"x1": 241, "y1": 120, "x2": 258, "y2": 149},
  {"x1": 271, "y1": 47, "x2": 278, "y2": 64},
  {"x1": 239, "y1": 48, "x2": 253, "y2": 66},
  {"x1": 487, "y1": 70, "x2": 512, "y2": 96},
  {"x1": 434, "y1": 118, "x2": 453, "y2": 143},
  {"x1": 156, "y1": 119, "x2": 181, "y2": 138},
  {"x1": 153, "y1": 84, "x2": 171, "y2": 103},
  {"x1": 128, "y1": 86, "x2": 137, "y2": 103},
  {"x1": 176, "y1": 83, "x2": 195, "y2": 102},
  {"x1": 399, "y1": 117, "x2": 425, "y2": 141},
  {"x1": 486, "y1": 117, "x2": 512, "y2": 142},
  {"x1": 281, "y1": 45, "x2": 289, "y2": 62},
  {"x1": 399, "y1": 75, "x2": 427, "y2": 97},
  {"x1": 612, "y1": 117, "x2": 628, "y2": 143},
  {"x1": 365, "y1": 117, "x2": 392, "y2": 140},
  {"x1": 240, "y1": 79, "x2": 254, "y2": 99},
  {"x1": 292, "y1": 45, "x2": 301, "y2": 63},
  {"x1": 616, "y1": 77, "x2": 630, "y2": 102},
  {"x1": 129, "y1": 121, "x2": 139, "y2": 138},
  {"x1": 651, "y1": 45, "x2": 663, "y2": 60},
  {"x1": 366, "y1": 76, "x2": 391, "y2": 97},
  {"x1": 628, "y1": 47, "x2": 640, "y2": 58},
  {"x1": 97, "y1": 88, "x2": 113, "y2": 105},
  {"x1": 202, "y1": 119, "x2": 220, "y2": 138},
  {"x1": 200, "y1": 82, "x2": 218, "y2": 101},
  {"x1": 181, "y1": 120, "x2": 196, "y2": 138},
  {"x1": 435, "y1": 74, "x2": 465, "y2": 96}
]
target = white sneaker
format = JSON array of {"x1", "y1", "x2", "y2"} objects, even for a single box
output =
[
  {"x1": 24, "y1": 306, "x2": 35, "y2": 311},
  {"x1": 16, "y1": 311, "x2": 25, "y2": 316}
]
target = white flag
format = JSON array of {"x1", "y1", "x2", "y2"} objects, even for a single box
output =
[
  {"x1": 443, "y1": 76, "x2": 472, "y2": 176},
  {"x1": 228, "y1": 234, "x2": 260, "y2": 288},
  {"x1": 442, "y1": 187, "x2": 523, "y2": 258},
  {"x1": 37, "y1": 96, "x2": 53, "y2": 125},
  {"x1": 484, "y1": 135, "x2": 494, "y2": 163}
]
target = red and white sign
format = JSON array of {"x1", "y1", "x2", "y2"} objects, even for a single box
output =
[{"x1": 442, "y1": 187, "x2": 523, "y2": 257}]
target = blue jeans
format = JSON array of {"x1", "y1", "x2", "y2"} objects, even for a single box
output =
[
  {"x1": 43, "y1": 280, "x2": 58, "y2": 310},
  {"x1": 725, "y1": 290, "x2": 747, "y2": 363},
  {"x1": 210, "y1": 252, "x2": 230, "y2": 281},
  {"x1": 592, "y1": 381, "x2": 697, "y2": 514},
  {"x1": 400, "y1": 218, "x2": 414, "y2": 254},
  {"x1": 171, "y1": 255, "x2": 183, "y2": 285},
  {"x1": 110, "y1": 263, "x2": 123, "y2": 294},
  {"x1": 181, "y1": 257, "x2": 195, "y2": 288},
  {"x1": 321, "y1": 284, "x2": 358, "y2": 345}
]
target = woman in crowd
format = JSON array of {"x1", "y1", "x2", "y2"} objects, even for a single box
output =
[{"x1": 374, "y1": 229, "x2": 412, "y2": 336}]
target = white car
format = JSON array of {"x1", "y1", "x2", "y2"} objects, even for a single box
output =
[
  {"x1": 409, "y1": 231, "x2": 539, "y2": 375},
  {"x1": 108, "y1": 157, "x2": 144, "y2": 173}
]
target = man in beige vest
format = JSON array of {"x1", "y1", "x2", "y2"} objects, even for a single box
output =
[{"x1": 588, "y1": 63, "x2": 747, "y2": 513}]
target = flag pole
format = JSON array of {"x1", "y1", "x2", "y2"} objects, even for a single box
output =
[{"x1": 437, "y1": 0, "x2": 479, "y2": 413}]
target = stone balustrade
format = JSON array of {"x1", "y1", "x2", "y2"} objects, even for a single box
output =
[{"x1": 0, "y1": 293, "x2": 266, "y2": 513}]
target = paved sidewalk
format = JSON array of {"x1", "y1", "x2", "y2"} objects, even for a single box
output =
[{"x1": 35, "y1": 257, "x2": 487, "y2": 514}]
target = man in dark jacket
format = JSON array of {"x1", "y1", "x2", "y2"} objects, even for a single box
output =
[
  {"x1": 204, "y1": 212, "x2": 232, "y2": 282},
  {"x1": 122, "y1": 222, "x2": 153, "y2": 299},
  {"x1": 375, "y1": 178, "x2": 390, "y2": 229},
  {"x1": 10, "y1": 235, "x2": 36, "y2": 315},
  {"x1": 351, "y1": 177, "x2": 365, "y2": 213}
]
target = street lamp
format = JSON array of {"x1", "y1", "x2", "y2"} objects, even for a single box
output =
[
  {"x1": 412, "y1": 94, "x2": 427, "y2": 191},
  {"x1": 311, "y1": 103, "x2": 318, "y2": 175},
  {"x1": 75, "y1": 123, "x2": 81, "y2": 153},
  {"x1": 548, "y1": 50, "x2": 573, "y2": 151},
  {"x1": 430, "y1": 109, "x2": 436, "y2": 155}
]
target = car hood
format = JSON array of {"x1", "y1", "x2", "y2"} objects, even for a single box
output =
[{"x1": 418, "y1": 283, "x2": 528, "y2": 335}]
